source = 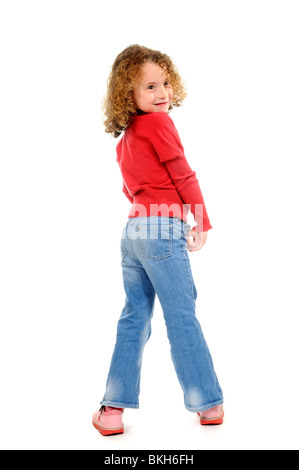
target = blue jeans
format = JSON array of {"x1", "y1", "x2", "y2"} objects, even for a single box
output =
[{"x1": 100, "y1": 217, "x2": 223, "y2": 412}]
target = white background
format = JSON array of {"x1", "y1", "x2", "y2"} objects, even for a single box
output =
[{"x1": 0, "y1": 0, "x2": 299, "y2": 450}]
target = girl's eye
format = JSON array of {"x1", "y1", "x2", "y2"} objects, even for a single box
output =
[{"x1": 146, "y1": 82, "x2": 171, "y2": 90}]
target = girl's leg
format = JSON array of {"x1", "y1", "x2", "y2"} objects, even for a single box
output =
[
  {"x1": 134, "y1": 217, "x2": 223, "y2": 413},
  {"x1": 100, "y1": 225, "x2": 156, "y2": 409}
]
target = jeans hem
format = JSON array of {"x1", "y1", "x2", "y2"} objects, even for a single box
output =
[
  {"x1": 100, "y1": 400, "x2": 139, "y2": 409},
  {"x1": 185, "y1": 399, "x2": 224, "y2": 413}
]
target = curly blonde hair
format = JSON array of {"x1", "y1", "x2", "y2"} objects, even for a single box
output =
[{"x1": 102, "y1": 44, "x2": 187, "y2": 138}]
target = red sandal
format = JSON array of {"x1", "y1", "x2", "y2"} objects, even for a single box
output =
[{"x1": 198, "y1": 405, "x2": 224, "y2": 425}]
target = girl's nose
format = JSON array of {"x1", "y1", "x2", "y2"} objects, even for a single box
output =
[{"x1": 158, "y1": 86, "x2": 168, "y2": 99}]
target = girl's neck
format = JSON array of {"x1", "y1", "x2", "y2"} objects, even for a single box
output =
[{"x1": 136, "y1": 109, "x2": 148, "y2": 116}]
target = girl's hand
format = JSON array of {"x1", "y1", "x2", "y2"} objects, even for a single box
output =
[{"x1": 186, "y1": 230, "x2": 208, "y2": 252}]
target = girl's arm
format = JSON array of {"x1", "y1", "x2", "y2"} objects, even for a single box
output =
[
  {"x1": 122, "y1": 181, "x2": 134, "y2": 204},
  {"x1": 146, "y1": 113, "x2": 212, "y2": 232},
  {"x1": 163, "y1": 156, "x2": 212, "y2": 233}
]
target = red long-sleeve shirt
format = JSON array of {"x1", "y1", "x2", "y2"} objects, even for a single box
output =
[{"x1": 116, "y1": 111, "x2": 212, "y2": 232}]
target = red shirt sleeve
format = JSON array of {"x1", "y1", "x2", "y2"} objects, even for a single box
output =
[
  {"x1": 122, "y1": 181, "x2": 133, "y2": 203},
  {"x1": 164, "y1": 157, "x2": 213, "y2": 232},
  {"x1": 145, "y1": 113, "x2": 212, "y2": 232}
]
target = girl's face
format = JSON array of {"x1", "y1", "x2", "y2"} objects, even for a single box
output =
[{"x1": 133, "y1": 62, "x2": 173, "y2": 114}]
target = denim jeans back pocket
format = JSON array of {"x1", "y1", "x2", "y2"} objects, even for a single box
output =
[{"x1": 137, "y1": 224, "x2": 173, "y2": 261}]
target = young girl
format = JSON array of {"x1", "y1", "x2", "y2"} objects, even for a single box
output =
[{"x1": 92, "y1": 45, "x2": 224, "y2": 436}]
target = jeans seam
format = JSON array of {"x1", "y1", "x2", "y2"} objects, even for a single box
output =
[
  {"x1": 183, "y1": 247, "x2": 195, "y2": 303},
  {"x1": 100, "y1": 400, "x2": 139, "y2": 409}
]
